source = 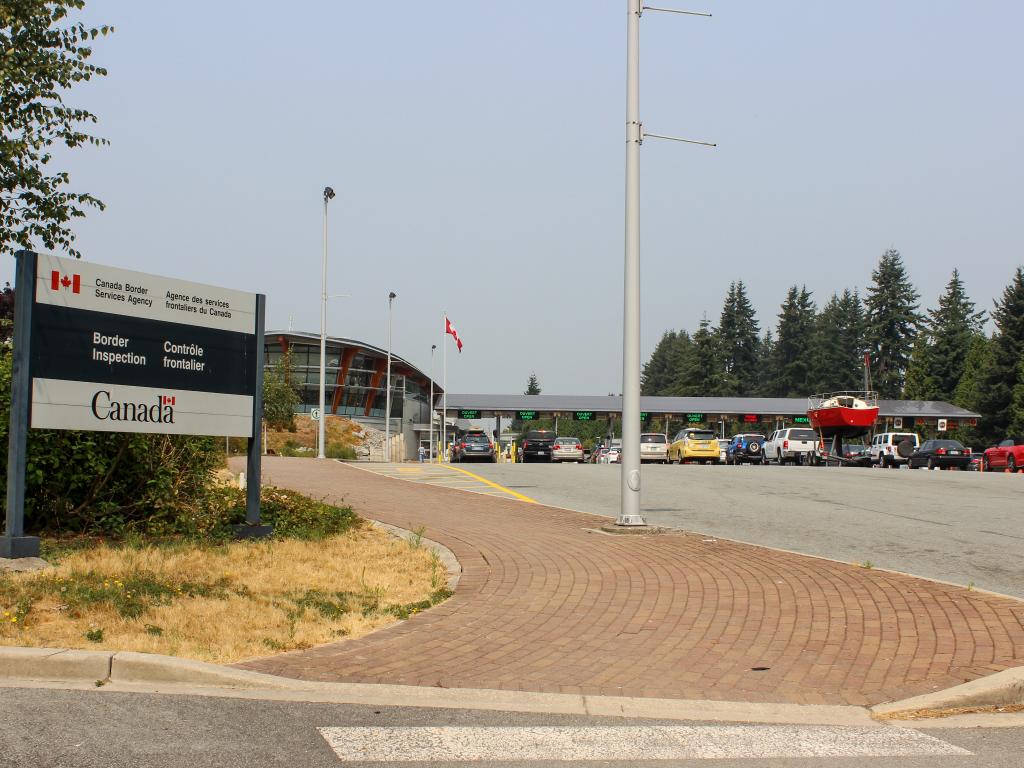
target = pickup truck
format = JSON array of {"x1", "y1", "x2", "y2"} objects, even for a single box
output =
[
  {"x1": 764, "y1": 427, "x2": 819, "y2": 465},
  {"x1": 983, "y1": 437, "x2": 1024, "y2": 472}
]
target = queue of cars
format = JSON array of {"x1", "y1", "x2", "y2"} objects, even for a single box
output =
[{"x1": 505, "y1": 427, "x2": 1024, "y2": 472}]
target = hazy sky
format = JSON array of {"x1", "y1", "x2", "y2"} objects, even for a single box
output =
[{"x1": 6, "y1": 1, "x2": 1022, "y2": 394}]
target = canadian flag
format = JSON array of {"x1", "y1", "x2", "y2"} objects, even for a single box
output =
[
  {"x1": 445, "y1": 316, "x2": 463, "y2": 353},
  {"x1": 162, "y1": 396, "x2": 176, "y2": 406},
  {"x1": 51, "y1": 270, "x2": 81, "y2": 293}
]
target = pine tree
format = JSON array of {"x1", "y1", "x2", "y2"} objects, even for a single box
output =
[
  {"x1": 951, "y1": 334, "x2": 992, "y2": 448},
  {"x1": 664, "y1": 331, "x2": 696, "y2": 396},
  {"x1": 902, "y1": 333, "x2": 933, "y2": 401},
  {"x1": 864, "y1": 249, "x2": 921, "y2": 397},
  {"x1": 1010, "y1": 356, "x2": 1024, "y2": 435},
  {"x1": 922, "y1": 270, "x2": 986, "y2": 402},
  {"x1": 674, "y1": 317, "x2": 721, "y2": 396},
  {"x1": 755, "y1": 330, "x2": 776, "y2": 396},
  {"x1": 977, "y1": 267, "x2": 1024, "y2": 441},
  {"x1": 524, "y1": 373, "x2": 541, "y2": 395},
  {"x1": 717, "y1": 281, "x2": 761, "y2": 396},
  {"x1": 641, "y1": 331, "x2": 677, "y2": 395},
  {"x1": 771, "y1": 285, "x2": 817, "y2": 396}
]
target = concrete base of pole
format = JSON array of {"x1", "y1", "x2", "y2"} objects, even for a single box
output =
[
  {"x1": 0, "y1": 535, "x2": 41, "y2": 559},
  {"x1": 232, "y1": 525, "x2": 274, "y2": 540},
  {"x1": 614, "y1": 515, "x2": 648, "y2": 527}
]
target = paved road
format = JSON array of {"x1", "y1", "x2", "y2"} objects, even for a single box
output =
[
  {"x1": 4, "y1": 687, "x2": 1024, "y2": 767},
  {"x1": 451, "y1": 463, "x2": 1024, "y2": 598}
]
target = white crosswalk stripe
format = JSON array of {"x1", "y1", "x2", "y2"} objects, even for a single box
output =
[{"x1": 318, "y1": 725, "x2": 970, "y2": 762}]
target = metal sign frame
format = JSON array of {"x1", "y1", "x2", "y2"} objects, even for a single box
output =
[{"x1": 1, "y1": 251, "x2": 268, "y2": 559}]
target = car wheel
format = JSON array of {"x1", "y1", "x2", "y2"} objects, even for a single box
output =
[
  {"x1": 1010, "y1": 456, "x2": 1018, "y2": 473},
  {"x1": 927, "y1": 457, "x2": 935, "y2": 471}
]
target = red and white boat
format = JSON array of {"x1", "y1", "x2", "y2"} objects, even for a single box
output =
[{"x1": 807, "y1": 391, "x2": 879, "y2": 438}]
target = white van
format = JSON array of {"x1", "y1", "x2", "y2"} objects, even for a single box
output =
[
  {"x1": 869, "y1": 432, "x2": 920, "y2": 468},
  {"x1": 764, "y1": 427, "x2": 819, "y2": 465}
]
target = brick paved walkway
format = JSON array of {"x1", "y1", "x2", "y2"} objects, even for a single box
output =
[{"x1": 236, "y1": 458, "x2": 1024, "y2": 706}]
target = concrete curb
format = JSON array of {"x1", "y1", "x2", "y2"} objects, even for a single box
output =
[
  {"x1": 872, "y1": 666, "x2": 1024, "y2": 718},
  {"x1": 369, "y1": 519, "x2": 462, "y2": 590},
  {"x1": 0, "y1": 646, "x2": 874, "y2": 726}
]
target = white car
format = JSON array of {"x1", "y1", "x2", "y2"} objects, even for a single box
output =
[
  {"x1": 764, "y1": 427, "x2": 819, "y2": 465},
  {"x1": 717, "y1": 439, "x2": 730, "y2": 463},
  {"x1": 869, "y1": 432, "x2": 921, "y2": 468},
  {"x1": 640, "y1": 433, "x2": 669, "y2": 464},
  {"x1": 602, "y1": 440, "x2": 622, "y2": 464}
]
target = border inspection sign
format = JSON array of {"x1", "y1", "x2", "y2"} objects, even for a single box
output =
[{"x1": 2, "y1": 251, "x2": 267, "y2": 559}]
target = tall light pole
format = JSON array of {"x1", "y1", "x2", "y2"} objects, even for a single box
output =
[
  {"x1": 618, "y1": 0, "x2": 644, "y2": 525},
  {"x1": 319, "y1": 186, "x2": 335, "y2": 460},
  {"x1": 429, "y1": 343, "x2": 437, "y2": 462},
  {"x1": 385, "y1": 291, "x2": 397, "y2": 462}
]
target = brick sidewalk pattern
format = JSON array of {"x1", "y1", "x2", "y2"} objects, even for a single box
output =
[{"x1": 237, "y1": 458, "x2": 1024, "y2": 706}]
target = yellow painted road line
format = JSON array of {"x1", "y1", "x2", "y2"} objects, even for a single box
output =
[{"x1": 443, "y1": 465, "x2": 537, "y2": 504}]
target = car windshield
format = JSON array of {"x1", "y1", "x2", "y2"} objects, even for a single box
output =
[
  {"x1": 932, "y1": 440, "x2": 964, "y2": 449},
  {"x1": 641, "y1": 434, "x2": 666, "y2": 443},
  {"x1": 687, "y1": 431, "x2": 716, "y2": 441},
  {"x1": 555, "y1": 438, "x2": 578, "y2": 445},
  {"x1": 464, "y1": 434, "x2": 489, "y2": 444},
  {"x1": 525, "y1": 431, "x2": 553, "y2": 440},
  {"x1": 740, "y1": 434, "x2": 764, "y2": 441},
  {"x1": 789, "y1": 429, "x2": 817, "y2": 440}
]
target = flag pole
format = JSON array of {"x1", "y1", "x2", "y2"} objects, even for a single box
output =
[{"x1": 442, "y1": 312, "x2": 447, "y2": 462}]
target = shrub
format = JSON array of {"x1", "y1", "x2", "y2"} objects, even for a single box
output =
[
  {"x1": 0, "y1": 350, "x2": 223, "y2": 536},
  {"x1": 325, "y1": 443, "x2": 357, "y2": 460}
]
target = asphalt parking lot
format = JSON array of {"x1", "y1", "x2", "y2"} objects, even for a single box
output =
[{"x1": 457, "y1": 462, "x2": 1024, "y2": 598}]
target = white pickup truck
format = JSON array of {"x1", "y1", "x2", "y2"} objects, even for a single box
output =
[{"x1": 764, "y1": 427, "x2": 819, "y2": 465}]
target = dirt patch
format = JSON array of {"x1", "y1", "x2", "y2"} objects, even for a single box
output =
[{"x1": 264, "y1": 415, "x2": 364, "y2": 456}]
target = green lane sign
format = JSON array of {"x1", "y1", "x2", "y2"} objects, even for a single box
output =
[
  {"x1": 686, "y1": 413, "x2": 703, "y2": 423},
  {"x1": 517, "y1": 410, "x2": 537, "y2": 421},
  {"x1": 793, "y1": 416, "x2": 810, "y2": 424},
  {"x1": 640, "y1": 412, "x2": 650, "y2": 422},
  {"x1": 459, "y1": 409, "x2": 481, "y2": 420},
  {"x1": 573, "y1": 411, "x2": 596, "y2": 421}
]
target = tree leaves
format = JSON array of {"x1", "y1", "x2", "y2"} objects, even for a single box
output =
[{"x1": 1, "y1": 0, "x2": 113, "y2": 258}]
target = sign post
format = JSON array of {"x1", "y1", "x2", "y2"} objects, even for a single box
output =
[
  {"x1": 1, "y1": 251, "x2": 268, "y2": 559},
  {"x1": 1, "y1": 253, "x2": 38, "y2": 558}
]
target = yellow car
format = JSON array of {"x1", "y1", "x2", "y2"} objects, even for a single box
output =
[{"x1": 668, "y1": 428, "x2": 722, "y2": 464}]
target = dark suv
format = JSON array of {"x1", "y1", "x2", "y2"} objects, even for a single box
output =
[
  {"x1": 726, "y1": 433, "x2": 765, "y2": 465},
  {"x1": 453, "y1": 431, "x2": 496, "y2": 463},
  {"x1": 519, "y1": 429, "x2": 556, "y2": 463}
]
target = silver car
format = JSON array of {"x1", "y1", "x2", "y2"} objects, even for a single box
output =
[{"x1": 551, "y1": 437, "x2": 584, "y2": 463}]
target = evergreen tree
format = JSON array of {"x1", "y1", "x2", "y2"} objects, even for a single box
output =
[
  {"x1": 717, "y1": 281, "x2": 761, "y2": 395},
  {"x1": 524, "y1": 373, "x2": 541, "y2": 395},
  {"x1": 951, "y1": 334, "x2": 992, "y2": 448},
  {"x1": 755, "y1": 330, "x2": 776, "y2": 396},
  {"x1": 811, "y1": 289, "x2": 868, "y2": 393},
  {"x1": 674, "y1": 317, "x2": 721, "y2": 396},
  {"x1": 977, "y1": 267, "x2": 1024, "y2": 441},
  {"x1": 771, "y1": 285, "x2": 817, "y2": 396},
  {"x1": 864, "y1": 249, "x2": 921, "y2": 397},
  {"x1": 641, "y1": 331, "x2": 677, "y2": 395},
  {"x1": 1010, "y1": 356, "x2": 1024, "y2": 435},
  {"x1": 921, "y1": 270, "x2": 986, "y2": 402},
  {"x1": 902, "y1": 334, "x2": 933, "y2": 401},
  {"x1": 664, "y1": 331, "x2": 696, "y2": 396}
]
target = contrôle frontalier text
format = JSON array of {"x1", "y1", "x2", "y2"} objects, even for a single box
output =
[{"x1": 165, "y1": 291, "x2": 232, "y2": 318}]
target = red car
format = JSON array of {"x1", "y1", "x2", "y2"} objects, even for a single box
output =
[{"x1": 983, "y1": 437, "x2": 1024, "y2": 473}]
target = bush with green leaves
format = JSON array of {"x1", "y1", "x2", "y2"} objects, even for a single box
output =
[{"x1": 0, "y1": 349, "x2": 222, "y2": 536}]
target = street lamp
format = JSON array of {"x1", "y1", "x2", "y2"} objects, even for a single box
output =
[
  {"x1": 429, "y1": 344, "x2": 437, "y2": 462},
  {"x1": 318, "y1": 186, "x2": 335, "y2": 460},
  {"x1": 385, "y1": 291, "x2": 397, "y2": 462}
]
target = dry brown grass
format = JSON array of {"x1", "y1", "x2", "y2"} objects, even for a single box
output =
[
  {"x1": 266, "y1": 415, "x2": 363, "y2": 454},
  {"x1": 0, "y1": 527, "x2": 446, "y2": 663}
]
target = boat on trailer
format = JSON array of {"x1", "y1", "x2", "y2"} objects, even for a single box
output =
[{"x1": 806, "y1": 391, "x2": 879, "y2": 464}]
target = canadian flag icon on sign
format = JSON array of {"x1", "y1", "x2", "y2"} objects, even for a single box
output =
[
  {"x1": 50, "y1": 270, "x2": 81, "y2": 293},
  {"x1": 162, "y1": 396, "x2": 176, "y2": 406}
]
